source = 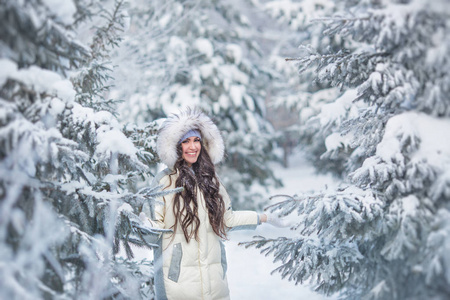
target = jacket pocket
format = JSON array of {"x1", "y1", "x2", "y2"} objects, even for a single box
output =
[
  {"x1": 168, "y1": 243, "x2": 182, "y2": 282},
  {"x1": 220, "y1": 241, "x2": 227, "y2": 279}
]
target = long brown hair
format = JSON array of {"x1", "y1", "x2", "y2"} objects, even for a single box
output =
[{"x1": 169, "y1": 140, "x2": 227, "y2": 242}]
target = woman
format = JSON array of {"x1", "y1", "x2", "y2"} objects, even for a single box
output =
[{"x1": 145, "y1": 108, "x2": 283, "y2": 300}]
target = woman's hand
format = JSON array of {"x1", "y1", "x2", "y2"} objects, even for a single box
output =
[
  {"x1": 260, "y1": 213, "x2": 268, "y2": 223},
  {"x1": 260, "y1": 213, "x2": 291, "y2": 228}
]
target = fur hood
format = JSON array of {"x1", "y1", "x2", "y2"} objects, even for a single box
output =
[{"x1": 156, "y1": 109, "x2": 225, "y2": 169}]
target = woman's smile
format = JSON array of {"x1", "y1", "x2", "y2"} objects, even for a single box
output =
[{"x1": 181, "y1": 136, "x2": 201, "y2": 166}]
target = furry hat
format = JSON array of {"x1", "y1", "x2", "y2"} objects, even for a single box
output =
[{"x1": 157, "y1": 108, "x2": 225, "y2": 169}]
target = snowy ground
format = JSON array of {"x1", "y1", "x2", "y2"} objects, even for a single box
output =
[{"x1": 226, "y1": 150, "x2": 338, "y2": 299}]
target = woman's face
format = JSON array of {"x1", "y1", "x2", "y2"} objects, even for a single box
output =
[{"x1": 181, "y1": 136, "x2": 201, "y2": 167}]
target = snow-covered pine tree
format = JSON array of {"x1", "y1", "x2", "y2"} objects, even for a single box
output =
[
  {"x1": 111, "y1": 0, "x2": 281, "y2": 210},
  {"x1": 259, "y1": 0, "x2": 352, "y2": 175},
  {"x1": 242, "y1": 0, "x2": 450, "y2": 299},
  {"x1": 0, "y1": 1, "x2": 164, "y2": 298}
]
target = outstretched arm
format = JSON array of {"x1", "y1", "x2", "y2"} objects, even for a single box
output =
[{"x1": 220, "y1": 183, "x2": 260, "y2": 230}]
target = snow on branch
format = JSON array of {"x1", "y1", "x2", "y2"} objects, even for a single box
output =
[
  {"x1": 266, "y1": 186, "x2": 384, "y2": 240},
  {"x1": 240, "y1": 234, "x2": 364, "y2": 295}
]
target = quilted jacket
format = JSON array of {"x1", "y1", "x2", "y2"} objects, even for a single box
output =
[{"x1": 149, "y1": 169, "x2": 260, "y2": 300}]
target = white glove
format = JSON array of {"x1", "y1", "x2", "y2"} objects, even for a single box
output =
[{"x1": 265, "y1": 213, "x2": 291, "y2": 228}]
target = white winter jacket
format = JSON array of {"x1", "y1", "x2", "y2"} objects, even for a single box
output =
[{"x1": 149, "y1": 169, "x2": 260, "y2": 300}]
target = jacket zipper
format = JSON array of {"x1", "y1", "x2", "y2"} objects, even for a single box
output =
[{"x1": 198, "y1": 244, "x2": 205, "y2": 300}]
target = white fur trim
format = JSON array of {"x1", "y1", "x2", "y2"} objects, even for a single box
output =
[{"x1": 156, "y1": 108, "x2": 225, "y2": 169}]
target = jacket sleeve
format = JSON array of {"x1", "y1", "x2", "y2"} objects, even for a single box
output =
[
  {"x1": 141, "y1": 200, "x2": 165, "y2": 245},
  {"x1": 152, "y1": 195, "x2": 165, "y2": 229},
  {"x1": 221, "y1": 182, "x2": 260, "y2": 230},
  {"x1": 140, "y1": 171, "x2": 170, "y2": 244}
]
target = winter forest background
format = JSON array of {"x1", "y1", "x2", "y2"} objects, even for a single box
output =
[{"x1": 1, "y1": 0, "x2": 450, "y2": 299}]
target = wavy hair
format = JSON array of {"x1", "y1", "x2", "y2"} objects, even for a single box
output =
[{"x1": 168, "y1": 140, "x2": 227, "y2": 242}]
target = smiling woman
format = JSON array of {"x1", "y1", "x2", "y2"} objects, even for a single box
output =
[{"x1": 140, "y1": 108, "x2": 287, "y2": 300}]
